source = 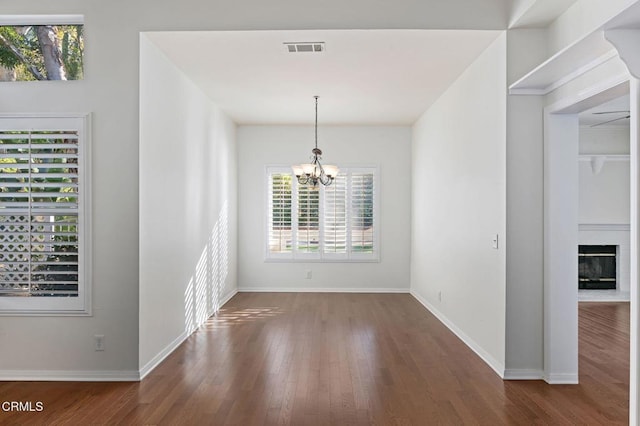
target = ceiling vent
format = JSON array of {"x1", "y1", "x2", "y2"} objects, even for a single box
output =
[{"x1": 284, "y1": 42, "x2": 325, "y2": 53}]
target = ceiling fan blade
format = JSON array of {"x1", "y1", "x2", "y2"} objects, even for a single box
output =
[
  {"x1": 593, "y1": 110, "x2": 630, "y2": 115},
  {"x1": 591, "y1": 116, "x2": 630, "y2": 127}
]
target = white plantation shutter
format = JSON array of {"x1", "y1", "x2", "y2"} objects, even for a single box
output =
[
  {"x1": 267, "y1": 172, "x2": 292, "y2": 254},
  {"x1": 350, "y1": 172, "x2": 375, "y2": 254},
  {"x1": 296, "y1": 183, "x2": 320, "y2": 253},
  {"x1": 266, "y1": 166, "x2": 377, "y2": 262},
  {"x1": 0, "y1": 115, "x2": 90, "y2": 315},
  {"x1": 323, "y1": 174, "x2": 347, "y2": 255}
]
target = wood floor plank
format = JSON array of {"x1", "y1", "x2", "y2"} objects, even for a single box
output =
[{"x1": 0, "y1": 294, "x2": 629, "y2": 425}]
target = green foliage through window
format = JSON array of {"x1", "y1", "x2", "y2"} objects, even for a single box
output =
[{"x1": 0, "y1": 25, "x2": 84, "y2": 81}]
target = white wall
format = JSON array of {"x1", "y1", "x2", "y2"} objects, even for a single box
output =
[
  {"x1": 578, "y1": 126, "x2": 630, "y2": 224},
  {"x1": 544, "y1": 113, "x2": 580, "y2": 383},
  {"x1": 411, "y1": 34, "x2": 507, "y2": 374},
  {"x1": 580, "y1": 126, "x2": 631, "y2": 155},
  {"x1": 579, "y1": 160, "x2": 630, "y2": 224},
  {"x1": 139, "y1": 35, "x2": 237, "y2": 373},
  {"x1": 237, "y1": 126, "x2": 411, "y2": 292},
  {"x1": 0, "y1": 7, "x2": 144, "y2": 378},
  {"x1": 504, "y1": 29, "x2": 547, "y2": 379}
]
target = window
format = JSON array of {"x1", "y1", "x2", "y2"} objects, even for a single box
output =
[
  {"x1": 266, "y1": 166, "x2": 378, "y2": 261},
  {"x1": 0, "y1": 115, "x2": 90, "y2": 315},
  {"x1": 0, "y1": 16, "x2": 84, "y2": 81}
]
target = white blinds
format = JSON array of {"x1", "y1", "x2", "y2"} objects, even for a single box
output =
[
  {"x1": 0, "y1": 130, "x2": 80, "y2": 297},
  {"x1": 268, "y1": 172, "x2": 292, "y2": 254}
]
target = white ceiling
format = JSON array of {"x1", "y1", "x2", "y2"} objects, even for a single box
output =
[
  {"x1": 510, "y1": 0, "x2": 579, "y2": 28},
  {"x1": 579, "y1": 95, "x2": 630, "y2": 128},
  {"x1": 147, "y1": 30, "x2": 503, "y2": 125},
  {"x1": 144, "y1": 1, "x2": 582, "y2": 126}
]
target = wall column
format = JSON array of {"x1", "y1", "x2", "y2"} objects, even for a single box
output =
[{"x1": 543, "y1": 112, "x2": 579, "y2": 384}]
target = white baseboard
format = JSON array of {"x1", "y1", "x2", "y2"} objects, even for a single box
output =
[
  {"x1": 410, "y1": 290, "x2": 505, "y2": 379},
  {"x1": 238, "y1": 287, "x2": 410, "y2": 293},
  {"x1": 503, "y1": 369, "x2": 544, "y2": 380},
  {"x1": 138, "y1": 330, "x2": 190, "y2": 381},
  {"x1": 138, "y1": 287, "x2": 238, "y2": 381},
  {"x1": 0, "y1": 370, "x2": 140, "y2": 382},
  {"x1": 218, "y1": 288, "x2": 239, "y2": 306},
  {"x1": 544, "y1": 373, "x2": 579, "y2": 384}
]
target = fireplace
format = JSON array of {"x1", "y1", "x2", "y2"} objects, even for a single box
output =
[{"x1": 578, "y1": 245, "x2": 617, "y2": 290}]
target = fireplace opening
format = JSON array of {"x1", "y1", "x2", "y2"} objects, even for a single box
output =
[{"x1": 578, "y1": 245, "x2": 617, "y2": 290}]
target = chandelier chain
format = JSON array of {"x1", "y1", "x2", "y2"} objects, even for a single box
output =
[
  {"x1": 292, "y1": 95, "x2": 338, "y2": 187},
  {"x1": 315, "y1": 95, "x2": 318, "y2": 150}
]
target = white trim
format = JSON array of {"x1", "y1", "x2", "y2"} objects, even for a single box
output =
[
  {"x1": 0, "y1": 113, "x2": 90, "y2": 118},
  {"x1": 0, "y1": 370, "x2": 139, "y2": 382},
  {"x1": 546, "y1": 73, "x2": 630, "y2": 114},
  {"x1": 0, "y1": 15, "x2": 84, "y2": 26},
  {"x1": 503, "y1": 369, "x2": 544, "y2": 380},
  {"x1": 410, "y1": 290, "x2": 505, "y2": 379},
  {"x1": 239, "y1": 287, "x2": 409, "y2": 293},
  {"x1": 543, "y1": 51, "x2": 619, "y2": 95},
  {"x1": 509, "y1": 30, "x2": 618, "y2": 95},
  {"x1": 544, "y1": 373, "x2": 579, "y2": 385},
  {"x1": 264, "y1": 258, "x2": 379, "y2": 264},
  {"x1": 578, "y1": 155, "x2": 630, "y2": 162},
  {"x1": 579, "y1": 290, "x2": 630, "y2": 302},
  {"x1": 138, "y1": 330, "x2": 190, "y2": 381},
  {"x1": 579, "y1": 223, "x2": 630, "y2": 232},
  {"x1": 0, "y1": 113, "x2": 92, "y2": 316},
  {"x1": 509, "y1": 88, "x2": 547, "y2": 96},
  {"x1": 139, "y1": 288, "x2": 238, "y2": 381}
]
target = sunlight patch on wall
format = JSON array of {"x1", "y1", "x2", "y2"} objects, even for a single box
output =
[{"x1": 184, "y1": 201, "x2": 230, "y2": 333}]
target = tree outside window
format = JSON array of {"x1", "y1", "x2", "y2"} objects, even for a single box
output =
[{"x1": 0, "y1": 24, "x2": 84, "y2": 81}]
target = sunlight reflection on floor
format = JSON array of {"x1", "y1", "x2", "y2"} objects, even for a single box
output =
[{"x1": 202, "y1": 307, "x2": 284, "y2": 329}]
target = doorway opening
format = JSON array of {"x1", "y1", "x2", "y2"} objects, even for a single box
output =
[{"x1": 544, "y1": 81, "x2": 632, "y2": 414}]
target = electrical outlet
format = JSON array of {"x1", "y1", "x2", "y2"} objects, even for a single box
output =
[
  {"x1": 305, "y1": 270, "x2": 312, "y2": 279},
  {"x1": 94, "y1": 334, "x2": 105, "y2": 351}
]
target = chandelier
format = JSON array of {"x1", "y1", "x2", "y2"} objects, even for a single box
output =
[{"x1": 292, "y1": 96, "x2": 338, "y2": 187}]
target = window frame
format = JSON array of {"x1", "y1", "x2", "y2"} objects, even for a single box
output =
[
  {"x1": 0, "y1": 113, "x2": 92, "y2": 316},
  {"x1": 265, "y1": 164, "x2": 380, "y2": 263}
]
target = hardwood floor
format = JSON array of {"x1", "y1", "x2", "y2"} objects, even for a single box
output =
[{"x1": 0, "y1": 294, "x2": 630, "y2": 425}]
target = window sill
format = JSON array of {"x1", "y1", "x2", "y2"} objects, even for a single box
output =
[{"x1": 264, "y1": 257, "x2": 380, "y2": 264}]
